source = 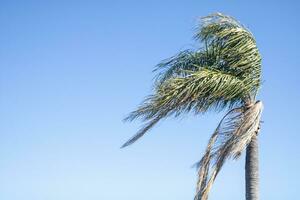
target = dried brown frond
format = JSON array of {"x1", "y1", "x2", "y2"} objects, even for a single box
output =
[{"x1": 195, "y1": 101, "x2": 263, "y2": 200}]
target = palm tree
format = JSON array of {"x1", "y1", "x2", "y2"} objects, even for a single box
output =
[{"x1": 122, "y1": 13, "x2": 263, "y2": 200}]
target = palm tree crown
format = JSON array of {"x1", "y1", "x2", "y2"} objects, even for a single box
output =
[{"x1": 122, "y1": 13, "x2": 263, "y2": 200}]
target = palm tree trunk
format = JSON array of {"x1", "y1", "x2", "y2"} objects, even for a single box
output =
[{"x1": 245, "y1": 134, "x2": 259, "y2": 200}]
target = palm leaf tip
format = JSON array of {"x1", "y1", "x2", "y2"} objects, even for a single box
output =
[{"x1": 121, "y1": 115, "x2": 163, "y2": 148}]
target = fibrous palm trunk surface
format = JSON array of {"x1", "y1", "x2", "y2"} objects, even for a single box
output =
[{"x1": 245, "y1": 135, "x2": 259, "y2": 200}]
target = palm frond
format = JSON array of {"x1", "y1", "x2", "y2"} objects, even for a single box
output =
[
  {"x1": 195, "y1": 13, "x2": 261, "y2": 98},
  {"x1": 154, "y1": 50, "x2": 214, "y2": 85},
  {"x1": 121, "y1": 67, "x2": 254, "y2": 148},
  {"x1": 194, "y1": 101, "x2": 263, "y2": 200},
  {"x1": 122, "y1": 12, "x2": 262, "y2": 147}
]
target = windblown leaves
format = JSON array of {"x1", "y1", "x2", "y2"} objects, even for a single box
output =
[
  {"x1": 195, "y1": 12, "x2": 261, "y2": 97},
  {"x1": 122, "y1": 13, "x2": 262, "y2": 150},
  {"x1": 122, "y1": 67, "x2": 252, "y2": 148},
  {"x1": 194, "y1": 101, "x2": 263, "y2": 200}
]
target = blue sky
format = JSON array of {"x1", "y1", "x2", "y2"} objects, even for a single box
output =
[{"x1": 0, "y1": 1, "x2": 299, "y2": 199}]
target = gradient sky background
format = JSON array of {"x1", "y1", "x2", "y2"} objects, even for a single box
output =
[{"x1": 1, "y1": 1, "x2": 299, "y2": 200}]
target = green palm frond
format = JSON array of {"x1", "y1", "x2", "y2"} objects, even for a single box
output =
[
  {"x1": 122, "y1": 12, "x2": 262, "y2": 148},
  {"x1": 195, "y1": 13, "x2": 261, "y2": 96},
  {"x1": 194, "y1": 101, "x2": 263, "y2": 200},
  {"x1": 154, "y1": 50, "x2": 214, "y2": 85},
  {"x1": 122, "y1": 67, "x2": 258, "y2": 148}
]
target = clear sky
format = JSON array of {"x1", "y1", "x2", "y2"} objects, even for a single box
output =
[{"x1": 0, "y1": 1, "x2": 299, "y2": 200}]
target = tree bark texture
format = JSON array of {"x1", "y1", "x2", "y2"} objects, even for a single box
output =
[{"x1": 245, "y1": 135, "x2": 259, "y2": 200}]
